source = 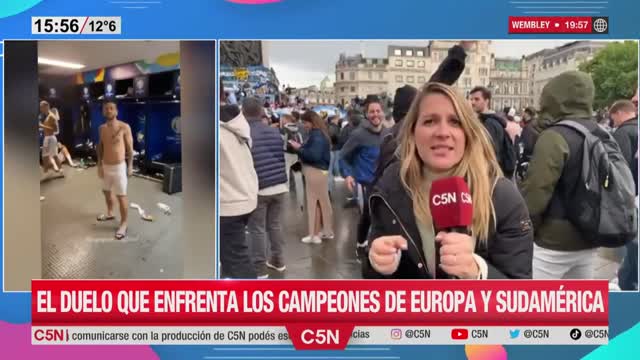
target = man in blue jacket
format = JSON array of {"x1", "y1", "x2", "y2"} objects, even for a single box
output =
[
  {"x1": 242, "y1": 97, "x2": 289, "y2": 279},
  {"x1": 340, "y1": 96, "x2": 389, "y2": 258}
]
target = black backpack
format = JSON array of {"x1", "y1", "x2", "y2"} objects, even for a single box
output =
[
  {"x1": 481, "y1": 114, "x2": 517, "y2": 178},
  {"x1": 555, "y1": 120, "x2": 637, "y2": 247}
]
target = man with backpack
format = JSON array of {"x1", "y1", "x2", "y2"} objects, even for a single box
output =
[
  {"x1": 469, "y1": 86, "x2": 517, "y2": 179},
  {"x1": 522, "y1": 71, "x2": 637, "y2": 280}
]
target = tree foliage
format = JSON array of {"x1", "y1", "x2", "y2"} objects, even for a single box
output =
[{"x1": 579, "y1": 41, "x2": 638, "y2": 109}]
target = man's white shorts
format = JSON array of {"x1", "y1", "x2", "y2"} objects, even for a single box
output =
[
  {"x1": 42, "y1": 135, "x2": 58, "y2": 159},
  {"x1": 102, "y1": 162, "x2": 128, "y2": 196}
]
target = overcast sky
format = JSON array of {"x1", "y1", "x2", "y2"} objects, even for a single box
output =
[{"x1": 266, "y1": 40, "x2": 579, "y2": 88}]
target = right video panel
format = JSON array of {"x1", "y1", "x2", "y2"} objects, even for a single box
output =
[{"x1": 218, "y1": 40, "x2": 639, "y2": 288}]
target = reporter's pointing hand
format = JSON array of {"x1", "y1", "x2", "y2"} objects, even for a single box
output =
[{"x1": 369, "y1": 236, "x2": 408, "y2": 275}]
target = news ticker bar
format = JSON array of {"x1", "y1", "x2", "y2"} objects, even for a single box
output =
[
  {"x1": 32, "y1": 326, "x2": 608, "y2": 346},
  {"x1": 32, "y1": 280, "x2": 608, "y2": 326}
]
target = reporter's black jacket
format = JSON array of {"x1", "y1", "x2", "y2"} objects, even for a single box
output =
[{"x1": 363, "y1": 162, "x2": 534, "y2": 279}]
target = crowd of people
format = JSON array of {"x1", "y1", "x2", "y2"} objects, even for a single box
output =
[{"x1": 219, "y1": 42, "x2": 639, "y2": 290}]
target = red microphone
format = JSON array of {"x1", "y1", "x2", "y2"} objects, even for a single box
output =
[{"x1": 429, "y1": 176, "x2": 473, "y2": 278}]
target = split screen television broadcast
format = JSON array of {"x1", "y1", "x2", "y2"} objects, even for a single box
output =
[
  {"x1": 219, "y1": 40, "x2": 639, "y2": 287},
  {"x1": 0, "y1": 1, "x2": 639, "y2": 357}
]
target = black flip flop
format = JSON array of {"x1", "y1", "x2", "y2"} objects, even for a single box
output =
[
  {"x1": 115, "y1": 229, "x2": 127, "y2": 240},
  {"x1": 97, "y1": 214, "x2": 115, "y2": 222}
]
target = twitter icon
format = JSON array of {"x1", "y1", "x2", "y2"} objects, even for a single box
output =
[{"x1": 509, "y1": 329, "x2": 520, "y2": 339}]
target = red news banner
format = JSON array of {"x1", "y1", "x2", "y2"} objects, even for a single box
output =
[
  {"x1": 509, "y1": 16, "x2": 595, "y2": 34},
  {"x1": 32, "y1": 280, "x2": 608, "y2": 349}
]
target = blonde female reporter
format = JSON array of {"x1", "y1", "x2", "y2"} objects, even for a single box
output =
[{"x1": 365, "y1": 83, "x2": 533, "y2": 280}]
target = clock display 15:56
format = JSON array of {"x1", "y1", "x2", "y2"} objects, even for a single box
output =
[{"x1": 34, "y1": 18, "x2": 79, "y2": 33}]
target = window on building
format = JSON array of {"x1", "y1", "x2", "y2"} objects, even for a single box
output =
[
  {"x1": 465, "y1": 68, "x2": 471, "y2": 75},
  {"x1": 368, "y1": 71, "x2": 372, "y2": 80},
  {"x1": 406, "y1": 50, "x2": 413, "y2": 56},
  {"x1": 350, "y1": 86, "x2": 356, "y2": 92},
  {"x1": 367, "y1": 59, "x2": 372, "y2": 65},
  {"x1": 418, "y1": 76, "x2": 426, "y2": 83},
  {"x1": 394, "y1": 49, "x2": 402, "y2": 56},
  {"x1": 349, "y1": 72, "x2": 355, "y2": 80},
  {"x1": 481, "y1": 56, "x2": 486, "y2": 63},
  {"x1": 340, "y1": 72, "x2": 344, "y2": 80},
  {"x1": 479, "y1": 68, "x2": 488, "y2": 76},
  {"x1": 341, "y1": 87, "x2": 345, "y2": 92},
  {"x1": 378, "y1": 72, "x2": 383, "y2": 80},
  {"x1": 418, "y1": 60, "x2": 425, "y2": 67},
  {"x1": 417, "y1": 50, "x2": 424, "y2": 57},
  {"x1": 395, "y1": 59, "x2": 403, "y2": 67},
  {"x1": 433, "y1": 52, "x2": 439, "y2": 61},
  {"x1": 407, "y1": 60, "x2": 415, "y2": 67},
  {"x1": 464, "y1": 78, "x2": 472, "y2": 87},
  {"x1": 396, "y1": 75, "x2": 403, "y2": 82},
  {"x1": 407, "y1": 76, "x2": 415, "y2": 83}
]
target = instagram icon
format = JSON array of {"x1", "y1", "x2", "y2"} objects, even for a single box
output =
[{"x1": 390, "y1": 329, "x2": 403, "y2": 340}]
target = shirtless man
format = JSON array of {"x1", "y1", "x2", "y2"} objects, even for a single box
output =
[
  {"x1": 39, "y1": 101, "x2": 63, "y2": 175},
  {"x1": 96, "y1": 100, "x2": 134, "y2": 240}
]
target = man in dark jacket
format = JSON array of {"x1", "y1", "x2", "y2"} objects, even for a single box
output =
[
  {"x1": 470, "y1": 86, "x2": 516, "y2": 179},
  {"x1": 610, "y1": 98, "x2": 638, "y2": 290},
  {"x1": 372, "y1": 85, "x2": 418, "y2": 185},
  {"x1": 519, "y1": 108, "x2": 540, "y2": 161},
  {"x1": 338, "y1": 109, "x2": 364, "y2": 207},
  {"x1": 522, "y1": 70, "x2": 600, "y2": 280},
  {"x1": 340, "y1": 97, "x2": 389, "y2": 257},
  {"x1": 338, "y1": 109, "x2": 363, "y2": 149},
  {"x1": 610, "y1": 100, "x2": 638, "y2": 190},
  {"x1": 242, "y1": 97, "x2": 289, "y2": 278},
  {"x1": 516, "y1": 109, "x2": 550, "y2": 183}
]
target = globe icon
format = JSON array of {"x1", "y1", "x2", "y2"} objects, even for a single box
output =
[{"x1": 594, "y1": 18, "x2": 607, "y2": 33}]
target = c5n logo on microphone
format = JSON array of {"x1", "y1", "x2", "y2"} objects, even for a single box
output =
[
  {"x1": 429, "y1": 177, "x2": 473, "y2": 230},
  {"x1": 431, "y1": 192, "x2": 472, "y2": 206}
]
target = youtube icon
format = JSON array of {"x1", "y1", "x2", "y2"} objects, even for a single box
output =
[{"x1": 451, "y1": 329, "x2": 469, "y2": 340}]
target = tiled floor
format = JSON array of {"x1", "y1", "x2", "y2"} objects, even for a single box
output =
[{"x1": 40, "y1": 165, "x2": 183, "y2": 279}]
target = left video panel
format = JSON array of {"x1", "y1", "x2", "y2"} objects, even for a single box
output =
[{"x1": 4, "y1": 41, "x2": 217, "y2": 290}]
